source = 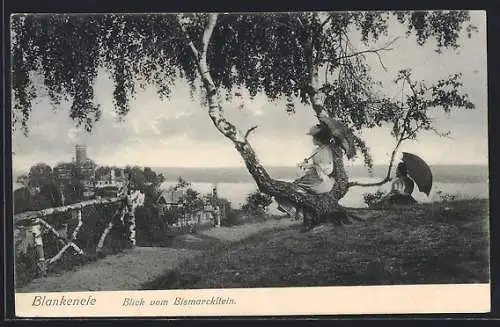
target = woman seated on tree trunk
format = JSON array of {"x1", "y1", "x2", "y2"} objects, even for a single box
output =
[
  {"x1": 373, "y1": 162, "x2": 417, "y2": 208},
  {"x1": 277, "y1": 123, "x2": 336, "y2": 219}
]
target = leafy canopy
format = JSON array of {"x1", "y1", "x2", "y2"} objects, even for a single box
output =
[
  {"x1": 27, "y1": 162, "x2": 53, "y2": 188},
  {"x1": 12, "y1": 11, "x2": 476, "y2": 141}
]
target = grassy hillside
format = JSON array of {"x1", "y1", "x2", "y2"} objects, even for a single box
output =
[{"x1": 143, "y1": 199, "x2": 489, "y2": 290}]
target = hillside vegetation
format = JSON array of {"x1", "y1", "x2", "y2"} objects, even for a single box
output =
[{"x1": 143, "y1": 199, "x2": 489, "y2": 290}]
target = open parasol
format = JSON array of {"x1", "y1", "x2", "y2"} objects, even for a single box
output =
[{"x1": 401, "y1": 152, "x2": 433, "y2": 196}]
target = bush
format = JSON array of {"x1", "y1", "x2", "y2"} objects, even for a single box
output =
[
  {"x1": 436, "y1": 190, "x2": 457, "y2": 202},
  {"x1": 135, "y1": 205, "x2": 168, "y2": 244},
  {"x1": 180, "y1": 188, "x2": 205, "y2": 215},
  {"x1": 241, "y1": 190, "x2": 273, "y2": 216},
  {"x1": 363, "y1": 190, "x2": 385, "y2": 207},
  {"x1": 213, "y1": 198, "x2": 239, "y2": 226},
  {"x1": 161, "y1": 206, "x2": 184, "y2": 225},
  {"x1": 15, "y1": 249, "x2": 41, "y2": 286},
  {"x1": 221, "y1": 208, "x2": 242, "y2": 227}
]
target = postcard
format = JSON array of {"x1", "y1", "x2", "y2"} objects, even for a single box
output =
[{"x1": 10, "y1": 10, "x2": 490, "y2": 317}]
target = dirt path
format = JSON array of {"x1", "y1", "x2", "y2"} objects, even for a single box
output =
[
  {"x1": 200, "y1": 218, "x2": 299, "y2": 241},
  {"x1": 17, "y1": 218, "x2": 299, "y2": 293}
]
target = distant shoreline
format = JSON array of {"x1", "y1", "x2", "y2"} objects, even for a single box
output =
[{"x1": 154, "y1": 164, "x2": 489, "y2": 184}]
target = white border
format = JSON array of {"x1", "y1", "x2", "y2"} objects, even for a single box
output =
[{"x1": 15, "y1": 283, "x2": 490, "y2": 317}]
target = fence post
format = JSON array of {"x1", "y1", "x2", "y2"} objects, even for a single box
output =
[
  {"x1": 96, "y1": 221, "x2": 114, "y2": 253},
  {"x1": 47, "y1": 208, "x2": 84, "y2": 265},
  {"x1": 215, "y1": 206, "x2": 222, "y2": 227},
  {"x1": 126, "y1": 191, "x2": 142, "y2": 248},
  {"x1": 27, "y1": 220, "x2": 46, "y2": 276},
  {"x1": 71, "y1": 208, "x2": 83, "y2": 240},
  {"x1": 128, "y1": 209, "x2": 136, "y2": 247}
]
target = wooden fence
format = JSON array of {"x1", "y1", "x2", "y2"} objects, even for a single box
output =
[{"x1": 14, "y1": 191, "x2": 145, "y2": 275}]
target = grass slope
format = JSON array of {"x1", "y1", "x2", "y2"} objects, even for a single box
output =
[{"x1": 143, "y1": 199, "x2": 489, "y2": 290}]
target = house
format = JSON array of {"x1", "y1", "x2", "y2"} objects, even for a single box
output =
[
  {"x1": 156, "y1": 188, "x2": 185, "y2": 215},
  {"x1": 95, "y1": 168, "x2": 125, "y2": 188},
  {"x1": 78, "y1": 159, "x2": 96, "y2": 181},
  {"x1": 155, "y1": 187, "x2": 187, "y2": 227},
  {"x1": 94, "y1": 168, "x2": 126, "y2": 197},
  {"x1": 155, "y1": 186, "x2": 221, "y2": 228}
]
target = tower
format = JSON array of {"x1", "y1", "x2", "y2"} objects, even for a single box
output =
[
  {"x1": 75, "y1": 145, "x2": 87, "y2": 165},
  {"x1": 212, "y1": 183, "x2": 218, "y2": 202}
]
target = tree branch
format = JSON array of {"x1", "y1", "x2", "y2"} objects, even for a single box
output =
[
  {"x1": 347, "y1": 99, "x2": 413, "y2": 189},
  {"x1": 404, "y1": 71, "x2": 420, "y2": 99},
  {"x1": 319, "y1": 14, "x2": 334, "y2": 29},
  {"x1": 373, "y1": 51, "x2": 388, "y2": 72},
  {"x1": 275, "y1": 21, "x2": 298, "y2": 31},
  {"x1": 324, "y1": 62, "x2": 330, "y2": 84},
  {"x1": 296, "y1": 16, "x2": 305, "y2": 28},
  {"x1": 347, "y1": 135, "x2": 404, "y2": 188},
  {"x1": 296, "y1": 18, "x2": 325, "y2": 117},
  {"x1": 244, "y1": 125, "x2": 258, "y2": 140},
  {"x1": 429, "y1": 126, "x2": 453, "y2": 139},
  {"x1": 329, "y1": 37, "x2": 399, "y2": 74},
  {"x1": 201, "y1": 14, "x2": 217, "y2": 64},
  {"x1": 176, "y1": 15, "x2": 258, "y2": 148},
  {"x1": 177, "y1": 17, "x2": 201, "y2": 69},
  {"x1": 335, "y1": 42, "x2": 396, "y2": 61}
]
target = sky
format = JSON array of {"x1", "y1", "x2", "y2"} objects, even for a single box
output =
[{"x1": 11, "y1": 11, "x2": 488, "y2": 172}]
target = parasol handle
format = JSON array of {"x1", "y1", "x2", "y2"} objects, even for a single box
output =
[{"x1": 303, "y1": 138, "x2": 336, "y2": 162}]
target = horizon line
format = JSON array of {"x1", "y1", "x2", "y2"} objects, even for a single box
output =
[
  {"x1": 147, "y1": 163, "x2": 489, "y2": 167},
  {"x1": 13, "y1": 163, "x2": 489, "y2": 169}
]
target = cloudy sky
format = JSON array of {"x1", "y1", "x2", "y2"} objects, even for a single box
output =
[{"x1": 12, "y1": 11, "x2": 488, "y2": 171}]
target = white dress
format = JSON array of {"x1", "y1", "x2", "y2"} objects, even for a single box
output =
[
  {"x1": 294, "y1": 146, "x2": 336, "y2": 194},
  {"x1": 276, "y1": 145, "x2": 336, "y2": 217},
  {"x1": 391, "y1": 175, "x2": 414, "y2": 195}
]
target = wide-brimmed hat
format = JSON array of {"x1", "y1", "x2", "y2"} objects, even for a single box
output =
[{"x1": 317, "y1": 115, "x2": 357, "y2": 159}]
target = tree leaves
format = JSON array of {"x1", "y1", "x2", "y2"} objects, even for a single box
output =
[
  {"x1": 394, "y1": 10, "x2": 474, "y2": 52},
  {"x1": 387, "y1": 69, "x2": 474, "y2": 142},
  {"x1": 28, "y1": 162, "x2": 53, "y2": 188},
  {"x1": 11, "y1": 14, "x2": 189, "y2": 133},
  {"x1": 11, "y1": 11, "x2": 476, "y2": 136}
]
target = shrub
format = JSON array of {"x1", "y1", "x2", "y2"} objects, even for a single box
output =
[
  {"x1": 436, "y1": 190, "x2": 457, "y2": 202},
  {"x1": 135, "y1": 205, "x2": 168, "y2": 244},
  {"x1": 160, "y1": 206, "x2": 184, "y2": 226},
  {"x1": 221, "y1": 208, "x2": 242, "y2": 227},
  {"x1": 180, "y1": 188, "x2": 205, "y2": 215},
  {"x1": 214, "y1": 198, "x2": 240, "y2": 226},
  {"x1": 241, "y1": 190, "x2": 273, "y2": 215}
]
